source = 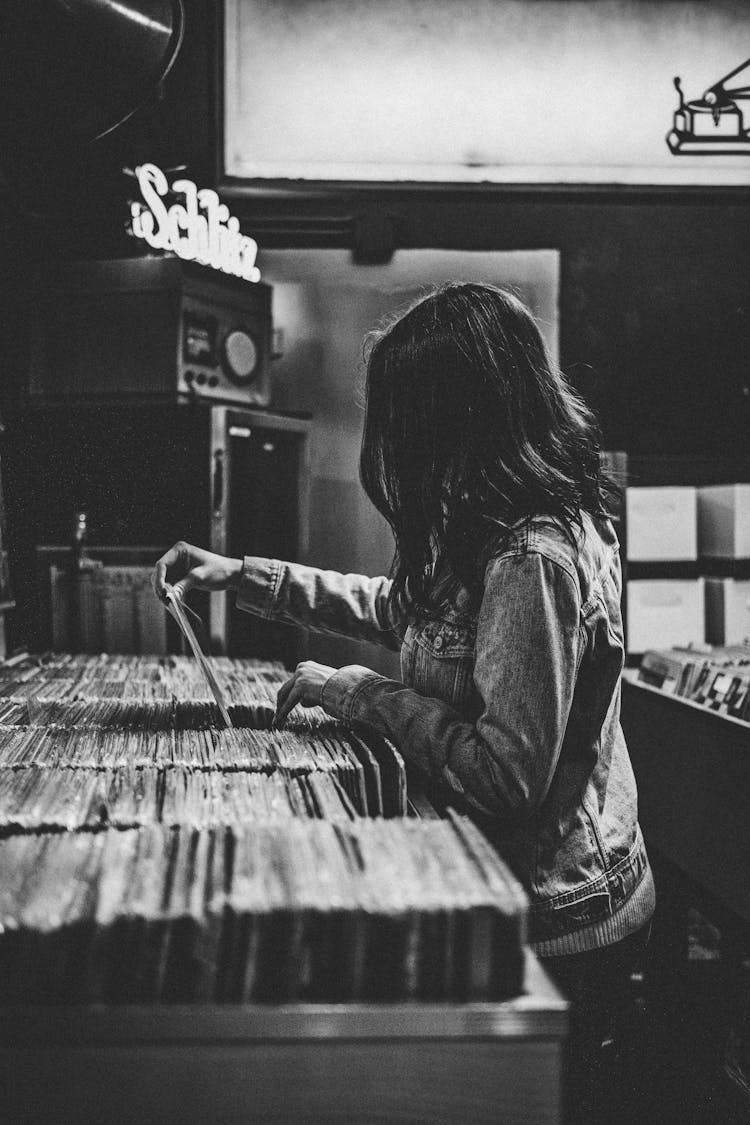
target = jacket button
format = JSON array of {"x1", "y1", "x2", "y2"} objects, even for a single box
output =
[{"x1": 433, "y1": 636, "x2": 443, "y2": 651}]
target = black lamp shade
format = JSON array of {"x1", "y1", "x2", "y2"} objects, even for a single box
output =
[{"x1": 1, "y1": 0, "x2": 184, "y2": 148}]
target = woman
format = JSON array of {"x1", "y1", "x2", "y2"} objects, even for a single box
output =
[{"x1": 154, "y1": 283, "x2": 654, "y2": 1112}]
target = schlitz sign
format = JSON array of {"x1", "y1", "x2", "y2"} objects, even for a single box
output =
[{"x1": 129, "y1": 163, "x2": 261, "y2": 282}]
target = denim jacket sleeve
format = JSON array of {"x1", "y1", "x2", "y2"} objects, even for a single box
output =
[
  {"x1": 323, "y1": 551, "x2": 583, "y2": 820},
  {"x1": 236, "y1": 556, "x2": 407, "y2": 651}
]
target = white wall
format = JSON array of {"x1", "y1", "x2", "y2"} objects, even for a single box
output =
[
  {"x1": 226, "y1": 0, "x2": 750, "y2": 185},
  {"x1": 257, "y1": 248, "x2": 559, "y2": 673}
]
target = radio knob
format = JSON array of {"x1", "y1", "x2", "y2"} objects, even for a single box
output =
[
  {"x1": 184, "y1": 370, "x2": 195, "y2": 384},
  {"x1": 208, "y1": 375, "x2": 219, "y2": 388},
  {"x1": 195, "y1": 372, "x2": 207, "y2": 386},
  {"x1": 222, "y1": 328, "x2": 259, "y2": 384}
]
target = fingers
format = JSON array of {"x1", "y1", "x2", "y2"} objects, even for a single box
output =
[
  {"x1": 274, "y1": 670, "x2": 300, "y2": 726},
  {"x1": 152, "y1": 542, "x2": 213, "y2": 602},
  {"x1": 152, "y1": 563, "x2": 167, "y2": 601},
  {"x1": 152, "y1": 551, "x2": 175, "y2": 601},
  {"x1": 274, "y1": 677, "x2": 304, "y2": 728},
  {"x1": 171, "y1": 564, "x2": 205, "y2": 602},
  {"x1": 152, "y1": 542, "x2": 191, "y2": 601},
  {"x1": 275, "y1": 673, "x2": 296, "y2": 711},
  {"x1": 273, "y1": 662, "x2": 337, "y2": 727}
]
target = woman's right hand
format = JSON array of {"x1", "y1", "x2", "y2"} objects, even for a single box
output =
[{"x1": 152, "y1": 542, "x2": 244, "y2": 603}]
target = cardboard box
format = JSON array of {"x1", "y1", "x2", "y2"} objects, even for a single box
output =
[
  {"x1": 697, "y1": 484, "x2": 750, "y2": 559},
  {"x1": 626, "y1": 487, "x2": 697, "y2": 561},
  {"x1": 705, "y1": 578, "x2": 750, "y2": 646},
  {"x1": 627, "y1": 579, "x2": 704, "y2": 654}
]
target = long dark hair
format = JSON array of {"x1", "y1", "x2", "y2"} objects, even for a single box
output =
[{"x1": 359, "y1": 282, "x2": 613, "y2": 614}]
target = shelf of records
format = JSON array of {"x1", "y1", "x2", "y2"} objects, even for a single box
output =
[
  {"x1": 0, "y1": 653, "x2": 531, "y2": 1007},
  {"x1": 631, "y1": 643, "x2": 750, "y2": 726}
]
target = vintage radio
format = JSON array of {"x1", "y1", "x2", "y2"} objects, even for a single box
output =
[{"x1": 28, "y1": 255, "x2": 272, "y2": 406}]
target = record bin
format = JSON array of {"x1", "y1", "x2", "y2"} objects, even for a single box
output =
[{"x1": 0, "y1": 651, "x2": 567, "y2": 1124}]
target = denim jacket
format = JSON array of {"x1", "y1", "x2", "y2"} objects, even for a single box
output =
[{"x1": 237, "y1": 512, "x2": 654, "y2": 956}]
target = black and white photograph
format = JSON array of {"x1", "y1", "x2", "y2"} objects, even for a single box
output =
[{"x1": 0, "y1": 2, "x2": 749, "y2": 1122}]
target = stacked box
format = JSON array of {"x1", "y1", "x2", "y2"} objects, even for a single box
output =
[
  {"x1": 627, "y1": 579, "x2": 704, "y2": 655},
  {"x1": 699, "y1": 485, "x2": 750, "y2": 645},
  {"x1": 698, "y1": 485, "x2": 750, "y2": 560},
  {"x1": 626, "y1": 486, "x2": 702, "y2": 652},
  {"x1": 626, "y1": 486, "x2": 697, "y2": 562}
]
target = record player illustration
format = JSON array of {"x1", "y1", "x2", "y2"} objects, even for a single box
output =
[{"x1": 667, "y1": 56, "x2": 750, "y2": 155}]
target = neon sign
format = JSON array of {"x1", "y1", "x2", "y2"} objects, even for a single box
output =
[{"x1": 129, "y1": 163, "x2": 261, "y2": 282}]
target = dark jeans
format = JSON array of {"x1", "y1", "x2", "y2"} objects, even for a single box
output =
[{"x1": 544, "y1": 923, "x2": 652, "y2": 1125}]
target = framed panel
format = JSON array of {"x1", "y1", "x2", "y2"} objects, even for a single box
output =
[{"x1": 224, "y1": 0, "x2": 750, "y2": 188}]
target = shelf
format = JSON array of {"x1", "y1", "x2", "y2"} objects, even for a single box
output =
[
  {"x1": 622, "y1": 669, "x2": 750, "y2": 730},
  {"x1": 621, "y1": 675, "x2": 750, "y2": 928}
]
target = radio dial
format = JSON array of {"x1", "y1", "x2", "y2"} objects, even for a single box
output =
[{"x1": 222, "y1": 328, "x2": 259, "y2": 385}]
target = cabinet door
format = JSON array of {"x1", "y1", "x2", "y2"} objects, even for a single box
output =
[{"x1": 227, "y1": 424, "x2": 307, "y2": 664}]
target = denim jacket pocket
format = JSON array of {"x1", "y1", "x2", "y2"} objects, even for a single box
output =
[
  {"x1": 401, "y1": 616, "x2": 477, "y2": 709},
  {"x1": 530, "y1": 831, "x2": 648, "y2": 942},
  {"x1": 535, "y1": 883, "x2": 614, "y2": 937}
]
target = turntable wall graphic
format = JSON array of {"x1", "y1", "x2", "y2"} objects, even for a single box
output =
[{"x1": 668, "y1": 55, "x2": 750, "y2": 155}]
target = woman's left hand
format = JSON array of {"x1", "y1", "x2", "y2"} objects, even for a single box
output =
[{"x1": 274, "y1": 661, "x2": 337, "y2": 727}]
